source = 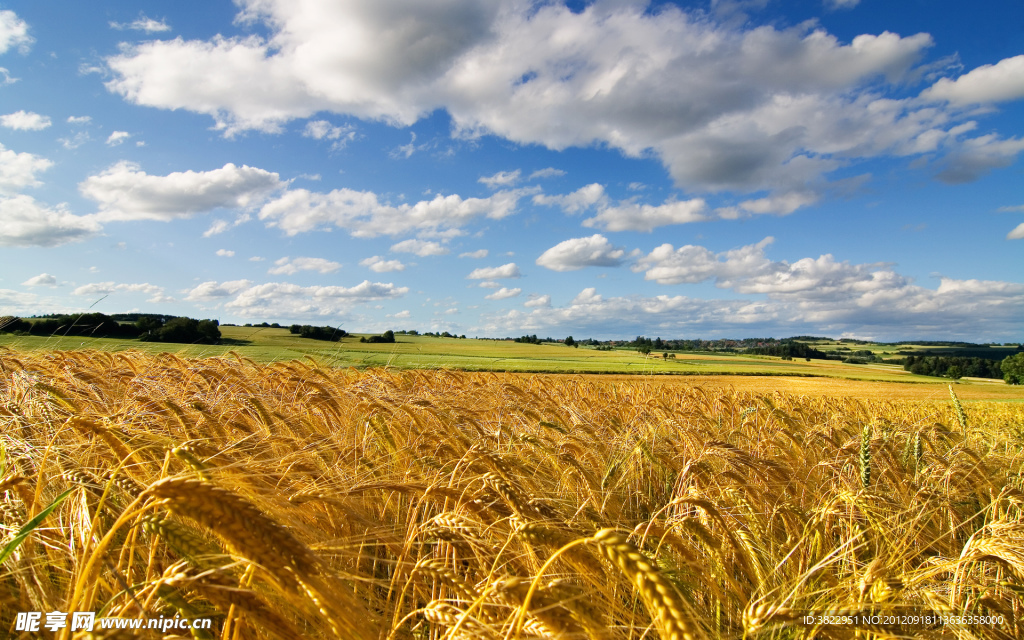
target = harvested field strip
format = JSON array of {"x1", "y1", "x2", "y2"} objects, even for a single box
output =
[{"x1": 1, "y1": 348, "x2": 1023, "y2": 639}]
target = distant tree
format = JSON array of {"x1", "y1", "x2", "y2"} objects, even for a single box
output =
[
  {"x1": 1003, "y1": 353, "x2": 1024, "y2": 385},
  {"x1": 197, "y1": 319, "x2": 221, "y2": 342},
  {"x1": 564, "y1": 336, "x2": 575, "y2": 347},
  {"x1": 0, "y1": 316, "x2": 31, "y2": 333},
  {"x1": 361, "y1": 330, "x2": 396, "y2": 344}
]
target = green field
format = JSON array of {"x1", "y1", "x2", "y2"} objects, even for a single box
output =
[{"x1": 1, "y1": 325, "x2": 1009, "y2": 384}]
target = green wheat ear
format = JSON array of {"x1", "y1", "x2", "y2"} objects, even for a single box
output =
[
  {"x1": 860, "y1": 423, "x2": 872, "y2": 489},
  {"x1": 949, "y1": 385, "x2": 967, "y2": 431},
  {"x1": 914, "y1": 430, "x2": 923, "y2": 475}
]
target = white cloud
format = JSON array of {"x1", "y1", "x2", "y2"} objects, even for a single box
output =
[
  {"x1": 735, "y1": 190, "x2": 820, "y2": 216},
  {"x1": 106, "y1": 131, "x2": 131, "y2": 146},
  {"x1": 72, "y1": 281, "x2": 171, "y2": 303},
  {"x1": 479, "y1": 169, "x2": 520, "y2": 188},
  {"x1": 391, "y1": 309, "x2": 411, "y2": 319},
  {"x1": 0, "y1": 195, "x2": 99, "y2": 247},
  {"x1": 185, "y1": 279, "x2": 253, "y2": 301},
  {"x1": 634, "y1": 237, "x2": 920, "y2": 306},
  {"x1": 0, "y1": 143, "x2": 53, "y2": 195},
  {"x1": 216, "y1": 249, "x2": 235, "y2": 257},
  {"x1": 259, "y1": 187, "x2": 530, "y2": 238},
  {"x1": 467, "y1": 263, "x2": 520, "y2": 280},
  {"x1": 480, "y1": 273, "x2": 1024, "y2": 341},
  {"x1": 390, "y1": 132, "x2": 428, "y2": 159},
  {"x1": 922, "y1": 55, "x2": 1024, "y2": 105},
  {"x1": 536, "y1": 234, "x2": 627, "y2": 272},
  {"x1": 203, "y1": 214, "x2": 251, "y2": 237},
  {"x1": 1008, "y1": 223, "x2": 1024, "y2": 240},
  {"x1": 80, "y1": 161, "x2": 285, "y2": 222},
  {"x1": 582, "y1": 198, "x2": 708, "y2": 232},
  {"x1": 825, "y1": 0, "x2": 860, "y2": 9},
  {"x1": 302, "y1": 120, "x2": 356, "y2": 149},
  {"x1": 0, "y1": 68, "x2": 16, "y2": 86},
  {"x1": 533, "y1": 183, "x2": 606, "y2": 214},
  {"x1": 185, "y1": 279, "x2": 408, "y2": 318},
  {"x1": 524, "y1": 294, "x2": 551, "y2": 308},
  {"x1": 104, "y1": 2, "x2": 985, "y2": 199},
  {"x1": 390, "y1": 239, "x2": 449, "y2": 256},
  {"x1": 269, "y1": 256, "x2": 342, "y2": 275},
  {"x1": 528, "y1": 167, "x2": 566, "y2": 180},
  {"x1": 0, "y1": 10, "x2": 32, "y2": 55},
  {"x1": 359, "y1": 256, "x2": 406, "y2": 273},
  {"x1": 485, "y1": 287, "x2": 521, "y2": 300},
  {"x1": 1, "y1": 111, "x2": 52, "y2": 131},
  {"x1": 110, "y1": 15, "x2": 171, "y2": 33},
  {"x1": 634, "y1": 237, "x2": 776, "y2": 285},
  {"x1": 459, "y1": 249, "x2": 488, "y2": 258},
  {"x1": 21, "y1": 273, "x2": 57, "y2": 287},
  {"x1": 478, "y1": 281, "x2": 501, "y2": 289},
  {"x1": 67, "y1": 116, "x2": 92, "y2": 125}
]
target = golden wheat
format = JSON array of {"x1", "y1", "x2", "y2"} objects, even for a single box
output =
[{"x1": 0, "y1": 347, "x2": 1021, "y2": 639}]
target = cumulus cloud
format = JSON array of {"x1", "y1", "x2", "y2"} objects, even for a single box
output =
[
  {"x1": 101, "y1": 0, "x2": 1017, "y2": 201},
  {"x1": 460, "y1": 249, "x2": 488, "y2": 258},
  {"x1": 825, "y1": 0, "x2": 860, "y2": 9},
  {"x1": 73, "y1": 281, "x2": 171, "y2": 303},
  {"x1": 1, "y1": 111, "x2": 52, "y2": 131},
  {"x1": 185, "y1": 279, "x2": 408, "y2": 318},
  {"x1": 259, "y1": 187, "x2": 530, "y2": 238},
  {"x1": 583, "y1": 198, "x2": 708, "y2": 232},
  {"x1": 106, "y1": 131, "x2": 131, "y2": 146},
  {"x1": 80, "y1": 161, "x2": 285, "y2": 222},
  {"x1": 536, "y1": 234, "x2": 627, "y2": 271},
  {"x1": 0, "y1": 195, "x2": 100, "y2": 247},
  {"x1": 0, "y1": 10, "x2": 32, "y2": 55},
  {"x1": 478, "y1": 170, "x2": 520, "y2": 188},
  {"x1": 390, "y1": 239, "x2": 449, "y2": 256},
  {"x1": 359, "y1": 255, "x2": 406, "y2": 272},
  {"x1": 0, "y1": 143, "x2": 53, "y2": 195},
  {"x1": 480, "y1": 272, "x2": 1024, "y2": 341},
  {"x1": 21, "y1": 273, "x2": 57, "y2": 287},
  {"x1": 535, "y1": 183, "x2": 710, "y2": 231},
  {"x1": 634, "y1": 237, "x2": 923, "y2": 307},
  {"x1": 67, "y1": 116, "x2": 92, "y2": 125},
  {"x1": 269, "y1": 256, "x2": 342, "y2": 275},
  {"x1": 184, "y1": 279, "x2": 252, "y2": 301},
  {"x1": 485, "y1": 287, "x2": 521, "y2": 300},
  {"x1": 110, "y1": 15, "x2": 171, "y2": 33},
  {"x1": 635, "y1": 238, "x2": 776, "y2": 285},
  {"x1": 467, "y1": 263, "x2": 520, "y2": 280},
  {"x1": 922, "y1": 55, "x2": 1024, "y2": 105},
  {"x1": 524, "y1": 294, "x2": 551, "y2": 308},
  {"x1": 533, "y1": 183, "x2": 606, "y2": 214},
  {"x1": 215, "y1": 249, "x2": 235, "y2": 257},
  {"x1": 1008, "y1": 223, "x2": 1024, "y2": 240}
]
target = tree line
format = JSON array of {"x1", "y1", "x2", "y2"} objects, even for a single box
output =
[
  {"x1": 901, "y1": 353, "x2": 1024, "y2": 384},
  {"x1": 0, "y1": 313, "x2": 221, "y2": 344}
]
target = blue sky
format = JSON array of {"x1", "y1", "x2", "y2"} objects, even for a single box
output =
[{"x1": 1, "y1": 0, "x2": 1022, "y2": 341}]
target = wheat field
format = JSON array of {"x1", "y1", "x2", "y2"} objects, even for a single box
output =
[{"x1": 1, "y1": 347, "x2": 1023, "y2": 639}]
